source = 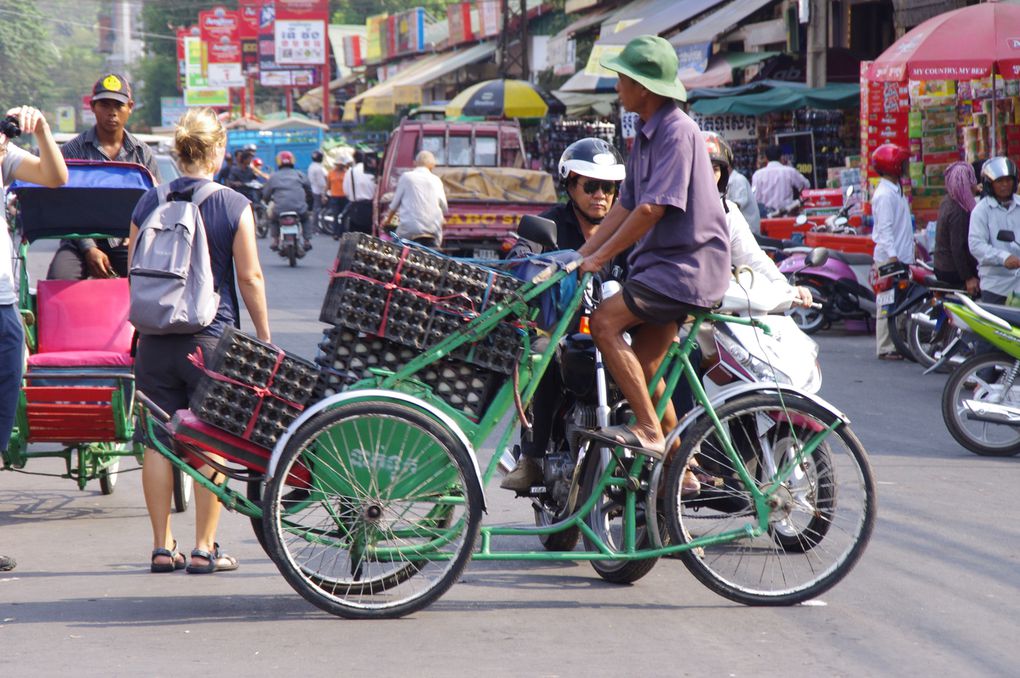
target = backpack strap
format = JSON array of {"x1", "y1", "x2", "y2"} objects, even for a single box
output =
[
  {"x1": 155, "y1": 182, "x2": 173, "y2": 205},
  {"x1": 192, "y1": 181, "x2": 226, "y2": 206}
]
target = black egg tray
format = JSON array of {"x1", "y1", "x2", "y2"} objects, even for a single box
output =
[
  {"x1": 320, "y1": 233, "x2": 525, "y2": 343},
  {"x1": 312, "y1": 327, "x2": 501, "y2": 420},
  {"x1": 189, "y1": 327, "x2": 319, "y2": 449}
]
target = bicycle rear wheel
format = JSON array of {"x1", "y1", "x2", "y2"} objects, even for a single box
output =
[
  {"x1": 663, "y1": 392, "x2": 875, "y2": 606},
  {"x1": 262, "y1": 401, "x2": 482, "y2": 619}
]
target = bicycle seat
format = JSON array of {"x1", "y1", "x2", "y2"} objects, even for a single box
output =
[
  {"x1": 27, "y1": 278, "x2": 133, "y2": 368},
  {"x1": 976, "y1": 302, "x2": 1020, "y2": 328},
  {"x1": 828, "y1": 250, "x2": 874, "y2": 266}
]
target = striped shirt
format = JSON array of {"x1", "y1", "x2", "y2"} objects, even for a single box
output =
[{"x1": 60, "y1": 127, "x2": 161, "y2": 252}]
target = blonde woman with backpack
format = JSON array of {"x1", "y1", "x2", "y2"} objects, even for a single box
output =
[{"x1": 128, "y1": 108, "x2": 270, "y2": 574}]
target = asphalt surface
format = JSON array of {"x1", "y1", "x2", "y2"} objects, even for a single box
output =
[{"x1": 2, "y1": 236, "x2": 1018, "y2": 677}]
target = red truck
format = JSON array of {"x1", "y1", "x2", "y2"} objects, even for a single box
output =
[{"x1": 372, "y1": 119, "x2": 558, "y2": 259}]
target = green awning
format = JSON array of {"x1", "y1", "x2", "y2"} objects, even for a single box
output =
[{"x1": 690, "y1": 83, "x2": 860, "y2": 116}]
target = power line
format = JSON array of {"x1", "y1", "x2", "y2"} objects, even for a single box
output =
[{"x1": 0, "y1": 5, "x2": 177, "y2": 41}]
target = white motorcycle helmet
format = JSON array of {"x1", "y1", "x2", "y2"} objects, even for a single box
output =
[{"x1": 557, "y1": 138, "x2": 626, "y2": 184}]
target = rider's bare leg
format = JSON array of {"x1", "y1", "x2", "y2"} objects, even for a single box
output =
[{"x1": 589, "y1": 294, "x2": 677, "y2": 450}]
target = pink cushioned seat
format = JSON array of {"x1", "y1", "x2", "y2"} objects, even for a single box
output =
[{"x1": 28, "y1": 278, "x2": 133, "y2": 368}]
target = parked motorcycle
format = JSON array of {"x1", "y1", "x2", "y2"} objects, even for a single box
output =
[
  {"x1": 276, "y1": 211, "x2": 305, "y2": 267},
  {"x1": 779, "y1": 245, "x2": 876, "y2": 334},
  {"x1": 940, "y1": 293, "x2": 1020, "y2": 456},
  {"x1": 882, "y1": 260, "x2": 942, "y2": 362}
]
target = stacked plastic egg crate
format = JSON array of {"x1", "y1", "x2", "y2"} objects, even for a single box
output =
[
  {"x1": 315, "y1": 234, "x2": 526, "y2": 417},
  {"x1": 190, "y1": 326, "x2": 320, "y2": 448},
  {"x1": 311, "y1": 327, "x2": 499, "y2": 420}
]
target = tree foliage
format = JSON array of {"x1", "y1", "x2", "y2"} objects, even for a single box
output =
[{"x1": 0, "y1": 0, "x2": 56, "y2": 107}]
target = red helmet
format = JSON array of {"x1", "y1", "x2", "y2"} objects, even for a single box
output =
[
  {"x1": 276, "y1": 150, "x2": 295, "y2": 167},
  {"x1": 871, "y1": 143, "x2": 909, "y2": 177}
]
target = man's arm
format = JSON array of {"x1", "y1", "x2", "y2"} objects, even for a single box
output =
[
  {"x1": 580, "y1": 202, "x2": 663, "y2": 274},
  {"x1": 6, "y1": 106, "x2": 67, "y2": 187},
  {"x1": 968, "y1": 204, "x2": 1011, "y2": 267},
  {"x1": 871, "y1": 192, "x2": 899, "y2": 262}
]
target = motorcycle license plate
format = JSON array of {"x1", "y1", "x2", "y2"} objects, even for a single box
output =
[
  {"x1": 474, "y1": 248, "x2": 497, "y2": 260},
  {"x1": 875, "y1": 289, "x2": 895, "y2": 308},
  {"x1": 280, "y1": 224, "x2": 300, "y2": 236}
]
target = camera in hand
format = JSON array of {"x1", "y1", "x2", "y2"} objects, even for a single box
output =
[{"x1": 0, "y1": 115, "x2": 21, "y2": 139}]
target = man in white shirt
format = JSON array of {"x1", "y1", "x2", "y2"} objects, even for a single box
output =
[
  {"x1": 341, "y1": 149, "x2": 377, "y2": 202},
  {"x1": 0, "y1": 104, "x2": 68, "y2": 574},
  {"x1": 869, "y1": 143, "x2": 914, "y2": 360},
  {"x1": 751, "y1": 145, "x2": 810, "y2": 213},
  {"x1": 340, "y1": 149, "x2": 378, "y2": 234},
  {"x1": 382, "y1": 151, "x2": 448, "y2": 247},
  {"x1": 307, "y1": 150, "x2": 327, "y2": 232},
  {"x1": 726, "y1": 168, "x2": 760, "y2": 233}
]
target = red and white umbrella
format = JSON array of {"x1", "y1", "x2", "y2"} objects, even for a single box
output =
[{"x1": 868, "y1": 3, "x2": 1020, "y2": 82}]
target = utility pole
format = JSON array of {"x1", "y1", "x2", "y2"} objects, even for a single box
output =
[
  {"x1": 498, "y1": 0, "x2": 529, "y2": 80},
  {"x1": 805, "y1": 0, "x2": 828, "y2": 88}
]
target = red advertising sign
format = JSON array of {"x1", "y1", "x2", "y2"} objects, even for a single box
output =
[
  {"x1": 238, "y1": 0, "x2": 261, "y2": 39},
  {"x1": 275, "y1": 0, "x2": 327, "y2": 21},
  {"x1": 448, "y1": 2, "x2": 474, "y2": 45},
  {"x1": 343, "y1": 35, "x2": 363, "y2": 68},
  {"x1": 199, "y1": 7, "x2": 241, "y2": 64}
]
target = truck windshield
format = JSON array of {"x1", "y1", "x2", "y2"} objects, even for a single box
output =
[{"x1": 421, "y1": 133, "x2": 500, "y2": 167}]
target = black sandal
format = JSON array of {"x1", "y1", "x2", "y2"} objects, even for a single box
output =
[
  {"x1": 185, "y1": 543, "x2": 238, "y2": 574},
  {"x1": 150, "y1": 540, "x2": 186, "y2": 573}
]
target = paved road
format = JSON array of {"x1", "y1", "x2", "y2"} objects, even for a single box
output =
[{"x1": 3, "y1": 236, "x2": 1018, "y2": 677}]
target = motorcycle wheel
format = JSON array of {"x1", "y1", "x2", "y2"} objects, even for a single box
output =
[
  {"x1": 288, "y1": 243, "x2": 297, "y2": 267},
  {"x1": 579, "y1": 448, "x2": 659, "y2": 584},
  {"x1": 533, "y1": 504, "x2": 580, "y2": 552},
  {"x1": 907, "y1": 305, "x2": 958, "y2": 368},
  {"x1": 785, "y1": 281, "x2": 826, "y2": 334},
  {"x1": 888, "y1": 298, "x2": 923, "y2": 362},
  {"x1": 941, "y1": 352, "x2": 1020, "y2": 456},
  {"x1": 255, "y1": 207, "x2": 269, "y2": 239}
]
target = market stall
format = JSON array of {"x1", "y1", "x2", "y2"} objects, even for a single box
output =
[
  {"x1": 863, "y1": 3, "x2": 1020, "y2": 231},
  {"x1": 688, "y1": 82, "x2": 862, "y2": 193}
]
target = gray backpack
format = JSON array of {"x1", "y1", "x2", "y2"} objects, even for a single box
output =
[{"x1": 129, "y1": 182, "x2": 224, "y2": 334}]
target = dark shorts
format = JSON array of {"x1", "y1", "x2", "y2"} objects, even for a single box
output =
[
  {"x1": 135, "y1": 333, "x2": 220, "y2": 442},
  {"x1": 621, "y1": 279, "x2": 704, "y2": 325}
]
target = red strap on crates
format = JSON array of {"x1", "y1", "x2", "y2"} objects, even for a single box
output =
[
  {"x1": 330, "y1": 243, "x2": 478, "y2": 338},
  {"x1": 187, "y1": 346, "x2": 304, "y2": 440}
]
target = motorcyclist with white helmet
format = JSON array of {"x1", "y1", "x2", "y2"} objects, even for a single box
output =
[
  {"x1": 968, "y1": 156, "x2": 1020, "y2": 305},
  {"x1": 502, "y1": 137, "x2": 627, "y2": 491}
]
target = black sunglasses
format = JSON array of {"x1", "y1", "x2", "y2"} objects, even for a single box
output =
[{"x1": 578, "y1": 179, "x2": 617, "y2": 195}]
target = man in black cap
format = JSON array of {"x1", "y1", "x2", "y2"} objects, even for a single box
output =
[{"x1": 47, "y1": 72, "x2": 162, "y2": 280}]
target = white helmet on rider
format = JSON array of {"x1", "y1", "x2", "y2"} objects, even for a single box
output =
[{"x1": 557, "y1": 138, "x2": 625, "y2": 184}]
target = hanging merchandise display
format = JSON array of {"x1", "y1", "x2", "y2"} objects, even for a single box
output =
[
  {"x1": 862, "y1": 65, "x2": 1020, "y2": 230},
  {"x1": 535, "y1": 118, "x2": 616, "y2": 177}
]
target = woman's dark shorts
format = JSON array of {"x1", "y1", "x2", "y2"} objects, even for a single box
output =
[
  {"x1": 134, "y1": 333, "x2": 220, "y2": 445},
  {"x1": 622, "y1": 279, "x2": 706, "y2": 325}
]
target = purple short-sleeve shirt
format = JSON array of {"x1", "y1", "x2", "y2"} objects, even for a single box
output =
[{"x1": 620, "y1": 101, "x2": 730, "y2": 308}]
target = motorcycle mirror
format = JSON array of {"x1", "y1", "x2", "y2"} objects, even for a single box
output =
[
  {"x1": 516, "y1": 215, "x2": 558, "y2": 250},
  {"x1": 795, "y1": 214, "x2": 808, "y2": 226},
  {"x1": 805, "y1": 247, "x2": 829, "y2": 267},
  {"x1": 834, "y1": 216, "x2": 848, "y2": 227},
  {"x1": 845, "y1": 185, "x2": 854, "y2": 198},
  {"x1": 996, "y1": 229, "x2": 1016, "y2": 243}
]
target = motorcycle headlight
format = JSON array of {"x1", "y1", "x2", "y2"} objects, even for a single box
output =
[{"x1": 715, "y1": 330, "x2": 794, "y2": 386}]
